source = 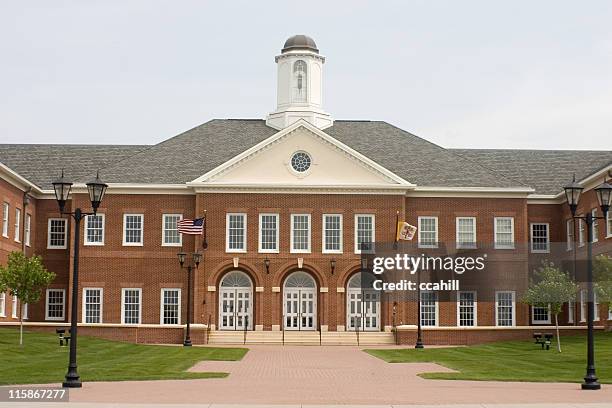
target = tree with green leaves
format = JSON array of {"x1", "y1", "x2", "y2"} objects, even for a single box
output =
[
  {"x1": 594, "y1": 255, "x2": 612, "y2": 325},
  {"x1": 523, "y1": 261, "x2": 578, "y2": 352},
  {"x1": 0, "y1": 251, "x2": 56, "y2": 345}
]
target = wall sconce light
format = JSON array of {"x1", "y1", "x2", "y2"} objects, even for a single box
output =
[
  {"x1": 264, "y1": 258, "x2": 270, "y2": 274},
  {"x1": 361, "y1": 257, "x2": 368, "y2": 271},
  {"x1": 330, "y1": 259, "x2": 336, "y2": 275}
]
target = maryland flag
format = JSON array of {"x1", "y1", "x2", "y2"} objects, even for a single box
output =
[{"x1": 396, "y1": 221, "x2": 417, "y2": 241}]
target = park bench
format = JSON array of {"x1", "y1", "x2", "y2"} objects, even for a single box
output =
[
  {"x1": 56, "y1": 328, "x2": 71, "y2": 347},
  {"x1": 533, "y1": 332, "x2": 553, "y2": 350}
]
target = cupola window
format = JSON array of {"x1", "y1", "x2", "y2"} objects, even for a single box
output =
[{"x1": 293, "y1": 60, "x2": 307, "y2": 103}]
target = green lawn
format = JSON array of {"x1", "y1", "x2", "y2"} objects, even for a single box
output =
[
  {"x1": 0, "y1": 329, "x2": 247, "y2": 385},
  {"x1": 366, "y1": 332, "x2": 612, "y2": 383}
]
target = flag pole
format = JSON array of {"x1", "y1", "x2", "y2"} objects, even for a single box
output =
[
  {"x1": 202, "y1": 210, "x2": 208, "y2": 250},
  {"x1": 393, "y1": 210, "x2": 400, "y2": 250}
]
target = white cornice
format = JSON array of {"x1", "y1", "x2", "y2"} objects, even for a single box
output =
[
  {"x1": 71, "y1": 183, "x2": 195, "y2": 195},
  {"x1": 407, "y1": 186, "x2": 534, "y2": 199},
  {"x1": 0, "y1": 162, "x2": 44, "y2": 195},
  {"x1": 193, "y1": 184, "x2": 409, "y2": 195}
]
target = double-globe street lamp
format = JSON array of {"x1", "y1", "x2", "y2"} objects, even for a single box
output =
[
  {"x1": 563, "y1": 176, "x2": 611, "y2": 390},
  {"x1": 52, "y1": 170, "x2": 108, "y2": 388},
  {"x1": 177, "y1": 252, "x2": 201, "y2": 346}
]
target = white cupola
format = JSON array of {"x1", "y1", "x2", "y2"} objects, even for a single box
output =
[{"x1": 266, "y1": 35, "x2": 333, "y2": 130}]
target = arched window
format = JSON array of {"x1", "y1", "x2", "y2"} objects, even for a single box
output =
[
  {"x1": 293, "y1": 60, "x2": 307, "y2": 103},
  {"x1": 220, "y1": 271, "x2": 252, "y2": 288},
  {"x1": 284, "y1": 271, "x2": 316, "y2": 288}
]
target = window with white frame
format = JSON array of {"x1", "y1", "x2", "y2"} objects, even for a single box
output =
[
  {"x1": 532, "y1": 305, "x2": 550, "y2": 324},
  {"x1": 323, "y1": 214, "x2": 342, "y2": 253},
  {"x1": 121, "y1": 288, "x2": 141, "y2": 324},
  {"x1": 24, "y1": 214, "x2": 31, "y2": 247},
  {"x1": 607, "y1": 211, "x2": 612, "y2": 238},
  {"x1": 22, "y1": 303, "x2": 28, "y2": 319},
  {"x1": 45, "y1": 289, "x2": 65, "y2": 321},
  {"x1": 226, "y1": 213, "x2": 246, "y2": 252},
  {"x1": 259, "y1": 213, "x2": 279, "y2": 253},
  {"x1": 609, "y1": 305, "x2": 612, "y2": 320},
  {"x1": 1, "y1": 202, "x2": 8, "y2": 238},
  {"x1": 578, "y1": 217, "x2": 585, "y2": 247},
  {"x1": 592, "y1": 209, "x2": 599, "y2": 243},
  {"x1": 496, "y1": 291, "x2": 515, "y2": 326},
  {"x1": 418, "y1": 216, "x2": 438, "y2": 248},
  {"x1": 580, "y1": 289, "x2": 587, "y2": 322},
  {"x1": 530, "y1": 223, "x2": 550, "y2": 253},
  {"x1": 14, "y1": 208, "x2": 20, "y2": 242},
  {"x1": 594, "y1": 292, "x2": 600, "y2": 321},
  {"x1": 420, "y1": 291, "x2": 438, "y2": 326},
  {"x1": 161, "y1": 288, "x2": 181, "y2": 325},
  {"x1": 85, "y1": 214, "x2": 105, "y2": 245},
  {"x1": 83, "y1": 288, "x2": 103, "y2": 323},
  {"x1": 162, "y1": 214, "x2": 182, "y2": 246},
  {"x1": 123, "y1": 214, "x2": 143, "y2": 246},
  {"x1": 494, "y1": 217, "x2": 515, "y2": 249},
  {"x1": 457, "y1": 291, "x2": 476, "y2": 326},
  {"x1": 0, "y1": 293, "x2": 5, "y2": 317},
  {"x1": 568, "y1": 300, "x2": 575, "y2": 324},
  {"x1": 355, "y1": 214, "x2": 374, "y2": 253},
  {"x1": 47, "y1": 218, "x2": 67, "y2": 249},
  {"x1": 456, "y1": 217, "x2": 476, "y2": 248},
  {"x1": 11, "y1": 296, "x2": 17, "y2": 318},
  {"x1": 566, "y1": 219, "x2": 574, "y2": 251},
  {"x1": 291, "y1": 214, "x2": 311, "y2": 253}
]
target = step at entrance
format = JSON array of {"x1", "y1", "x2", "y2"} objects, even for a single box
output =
[{"x1": 207, "y1": 330, "x2": 396, "y2": 345}]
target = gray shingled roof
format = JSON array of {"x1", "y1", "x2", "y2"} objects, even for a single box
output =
[
  {"x1": 0, "y1": 145, "x2": 146, "y2": 189},
  {"x1": 451, "y1": 149, "x2": 612, "y2": 195}
]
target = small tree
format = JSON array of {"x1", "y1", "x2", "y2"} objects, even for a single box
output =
[
  {"x1": 594, "y1": 255, "x2": 612, "y2": 319},
  {"x1": 523, "y1": 261, "x2": 578, "y2": 352},
  {"x1": 0, "y1": 251, "x2": 55, "y2": 345}
]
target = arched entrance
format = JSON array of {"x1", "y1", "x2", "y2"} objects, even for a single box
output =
[
  {"x1": 346, "y1": 272, "x2": 380, "y2": 331},
  {"x1": 219, "y1": 270, "x2": 253, "y2": 330},
  {"x1": 283, "y1": 271, "x2": 317, "y2": 331}
]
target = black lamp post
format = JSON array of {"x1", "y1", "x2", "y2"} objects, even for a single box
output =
[
  {"x1": 415, "y1": 265, "x2": 424, "y2": 349},
  {"x1": 563, "y1": 175, "x2": 611, "y2": 391},
  {"x1": 177, "y1": 251, "x2": 201, "y2": 346},
  {"x1": 52, "y1": 170, "x2": 107, "y2": 388}
]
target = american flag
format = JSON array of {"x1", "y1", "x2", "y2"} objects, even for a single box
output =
[{"x1": 178, "y1": 218, "x2": 205, "y2": 235}]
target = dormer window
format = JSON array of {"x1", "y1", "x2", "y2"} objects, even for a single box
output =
[{"x1": 293, "y1": 60, "x2": 307, "y2": 103}]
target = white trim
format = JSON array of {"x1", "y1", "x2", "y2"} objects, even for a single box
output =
[
  {"x1": 122, "y1": 214, "x2": 144, "y2": 246},
  {"x1": 591, "y1": 209, "x2": 599, "y2": 243},
  {"x1": 24, "y1": 213, "x2": 31, "y2": 247},
  {"x1": 495, "y1": 291, "x2": 516, "y2": 327},
  {"x1": 121, "y1": 288, "x2": 142, "y2": 325},
  {"x1": 14, "y1": 208, "x2": 20, "y2": 243},
  {"x1": 194, "y1": 186, "x2": 411, "y2": 195},
  {"x1": 455, "y1": 217, "x2": 477, "y2": 249},
  {"x1": 45, "y1": 289, "x2": 65, "y2": 321},
  {"x1": 82, "y1": 287, "x2": 104, "y2": 324},
  {"x1": 1, "y1": 202, "x2": 8, "y2": 238},
  {"x1": 258, "y1": 213, "x2": 279, "y2": 253},
  {"x1": 160, "y1": 288, "x2": 182, "y2": 325},
  {"x1": 290, "y1": 213, "x2": 311, "y2": 254},
  {"x1": 531, "y1": 304, "x2": 551, "y2": 324},
  {"x1": 607, "y1": 211, "x2": 612, "y2": 239},
  {"x1": 161, "y1": 213, "x2": 183, "y2": 247},
  {"x1": 354, "y1": 214, "x2": 375, "y2": 254},
  {"x1": 456, "y1": 290, "x2": 477, "y2": 327},
  {"x1": 70, "y1": 183, "x2": 194, "y2": 195},
  {"x1": 84, "y1": 213, "x2": 106, "y2": 246},
  {"x1": 47, "y1": 218, "x2": 67, "y2": 249},
  {"x1": 494, "y1": 217, "x2": 515, "y2": 249},
  {"x1": 11, "y1": 296, "x2": 17, "y2": 319},
  {"x1": 419, "y1": 291, "x2": 439, "y2": 327},
  {"x1": 578, "y1": 216, "x2": 585, "y2": 247},
  {"x1": 566, "y1": 219, "x2": 574, "y2": 251},
  {"x1": 226, "y1": 213, "x2": 247, "y2": 253},
  {"x1": 0, "y1": 162, "x2": 45, "y2": 195},
  {"x1": 530, "y1": 222, "x2": 550, "y2": 253},
  {"x1": 418, "y1": 216, "x2": 438, "y2": 249},
  {"x1": 0, "y1": 292, "x2": 6, "y2": 317},
  {"x1": 322, "y1": 213, "x2": 343, "y2": 254},
  {"x1": 580, "y1": 289, "x2": 587, "y2": 322}
]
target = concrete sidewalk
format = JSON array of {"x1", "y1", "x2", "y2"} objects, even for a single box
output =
[{"x1": 1, "y1": 404, "x2": 612, "y2": 408}]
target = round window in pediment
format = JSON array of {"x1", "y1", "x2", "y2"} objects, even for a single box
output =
[{"x1": 290, "y1": 151, "x2": 312, "y2": 173}]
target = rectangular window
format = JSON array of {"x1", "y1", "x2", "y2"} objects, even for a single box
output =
[
  {"x1": 161, "y1": 288, "x2": 181, "y2": 325},
  {"x1": 323, "y1": 214, "x2": 343, "y2": 253},
  {"x1": 578, "y1": 217, "x2": 585, "y2": 247},
  {"x1": 0, "y1": 293, "x2": 5, "y2": 317},
  {"x1": 83, "y1": 288, "x2": 103, "y2": 323},
  {"x1": 420, "y1": 291, "x2": 438, "y2": 326},
  {"x1": 580, "y1": 289, "x2": 587, "y2": 322},
  {"x1": 607, "y1": 211, "x2": 612, "y2": 238},
  {"x1": 291, "y1": 214, "x2": 311, "y2": 253},
  {"x1": 530, "y1": 223, "x2": 550, "y2": 253},
  {"x1": 496, "y1": 291, "x2": 515, "y2": 326},
  {"x1": 24, "y1": 214, "x2": 31, "y2": 247},
  {"x1": 566, "y1": 219, "x2": 574, "y2": 251},
  {"x1": 85, "y1": 214, "x2": 105, "y2": 246},
  {"x1": 568, "y1": 301, "x2": 575, "y2": 324},
  {"x1": 162, "y1": 214, "x2": 182, "y2": 246},
  {"x1": 457, "y1": 291, "x2": 477, "y2": 327},
  {"x1": 355, "y1": 214, "x2": 375, "y2": 253},
  {"x1": 14, "y1": 208, "x2": 20, "y2": 242},
  {"x1": 609, "y1": 305, "x2": 612, "y2": 321},
  {"x1": 123, "y1": 214, "x2": 144, "y2": 246},
  {"x1": 494, "y1": 217, "x2": 515, "y2": 249},
  {"x1": 121, "y1": 288, "x2": 141, "y2": 324},
  {"x1": 594, "y1": 292, "x2": 600, "y2": 321},
  {"x1": 11, "y1": 296, "x2": 17, "y2": 318},
  {"x1": 592, "y1": 209, "x2": 599, "y2": 243},
  {"x1": 532, "y1": 305, "x2": 550, "y2": 324},
  {"x1": 1, "y1": 202, "x2": 8, "y2": 237},
  {"x1": 418, "y1": 216, "x2": 438, "y2": 248},
  {"x1": 226, "y1": 213, "x2": 246, "y2": 252},
  {"x1": 456, "y1": 217, "x2": 476, "y2": 249},
  {"x1": 45, "y1": 289, "x2": 65, "y2": 321},
  {"x1": 47, "y1": 218, "x2": 67, "y2": 249},
  {"x1": 259, "y1": 213, "x2": 279, "y2": 253}
]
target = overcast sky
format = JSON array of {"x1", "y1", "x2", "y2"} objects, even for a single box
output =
[{"x1": 1, "y1": 1, "x2": 611, "y2": 150}]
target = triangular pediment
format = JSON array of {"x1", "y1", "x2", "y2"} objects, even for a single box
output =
[{"x1": 189, "y1": 120, "x2": 414, "y2": 191}]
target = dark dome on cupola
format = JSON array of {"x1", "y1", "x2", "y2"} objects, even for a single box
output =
[{"x1": 281, "y1": 35, "x2": 319, "y2": 54}]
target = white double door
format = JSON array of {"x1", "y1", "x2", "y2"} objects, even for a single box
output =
[
  {"x1": 347, "y1": 289, "x2": 380, "y2": 331},
  {"x1": 219, "y1": 288, "x2": 252, "y2": 330},
  {"x1": 284, "y1": 288, "x2": 316, "y2": 330}
]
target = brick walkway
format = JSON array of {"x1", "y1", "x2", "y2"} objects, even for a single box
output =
[{"x1": 67, "y1": 345, "x2": 612, "y2": 405}]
